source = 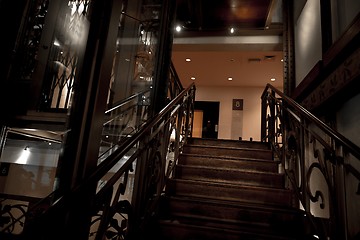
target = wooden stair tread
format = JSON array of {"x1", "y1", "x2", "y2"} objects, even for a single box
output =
[
  {"x1": 176, "y1": 163, "x2": 282, "y2": 175},
  {"x1": 155, "y1": 220, "x2": 300, "y2": 240},
  {"x1": 182, "y1": 144, "x2": 273, "y2": 160},
  {"x1": 175, "y1": 164, "x2": 284, "y2": 188},
  {"x1": 179, "y1": 152, "x2": 278, "y2": 162},
  {"x1": 187, "y1": 137, "x2": 271, "y2": 150},
  {"x1": 166, "y1": 178, "x2": 293, "y2": 207},
  {"x1": 167, "y1": 178, "x2": 290, "y2": 192},
  {"x1": 179, "y1": 153, "x2": 279, "y2": 172},
  {"x1": 158, "y1": 215, "x2": 301, "y2": 239},
  {"x1": 161, "y1": 195, "x2": 304, "y2": 217}
]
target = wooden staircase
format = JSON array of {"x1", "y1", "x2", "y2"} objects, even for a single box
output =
[{"x1": 149, "y1": 138, "x2": 307, "y2": 240}]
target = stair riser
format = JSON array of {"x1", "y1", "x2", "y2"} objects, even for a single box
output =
[
  {"x1": 182, "y1": 146, "x2": 273, "y2": 160},
  {"x1": 175, "y1": 166, "x2": 284, "y2": 188},
  {"x1": 156, "y1": 223, "x2": 245, "y2": 240},
  {"x1": 156, "y1": 222, "x2": 295, "y2": 240},
  {"x1": 179, "y1": 155, "x2": 278, "y2": 172},
  {"x1": 187, "y1": 138, "x2": 270, "y2": 150},
  {"x1": 167, "y1": 180, "x2": 292, "y2": 206},
  {"x1": 161, "y1": 198, "x2": 301, "y2": 226}
]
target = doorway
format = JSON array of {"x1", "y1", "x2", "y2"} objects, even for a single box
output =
[{"x1": 193, "y1": 101, "x2": 219, "y2": 139}]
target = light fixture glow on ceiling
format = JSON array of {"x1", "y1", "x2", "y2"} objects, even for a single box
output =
[
  {"x1": 230, "y1": 27, "x2": 234, "y2": 34},
  {"x1": 270, "y1": 78, "x2": 276, "y2": 82},
  {"x1": 185, "y1": 58, "x2": 191, "y2": 62},
  {"x1": 191, "y1": 77, "x2": 196, "y2": 80},
  {"x1": 176, "y1": 25, "x2": 182, "y2": 32},
  {"x1": 228, "y1": 77, "x2": 233, "y2": 81}
]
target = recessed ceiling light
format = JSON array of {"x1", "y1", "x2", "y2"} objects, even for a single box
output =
[
  {"x1": 175, "y1": 25, "x2": 182, "y2": 32},
  {"x1": 228, "y1": 77, "x2": 233, "y2": 81},
  {"x1": 185, "y1": 58, "x2": 191, "y2": 62},
  {"x1": 264, "y1": 55, "x2": 275, "y2": 60},
  {"x1": 230, "y1": 27, "x2": 234, "y2": 34},
  {"x1": 270, "y1": 78, "x2": 276, "y2": 82},
  {"x1": 191, "y1": 77, "x2": 196, "y2": 80}
]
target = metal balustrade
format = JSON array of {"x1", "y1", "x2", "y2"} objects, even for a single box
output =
[{"x1": 261, "y1": 83, "x2": 360, "y2": 240}]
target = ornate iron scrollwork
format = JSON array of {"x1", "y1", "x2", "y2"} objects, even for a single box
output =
[
  {"x1": 0, "y1": 200, "x2": 27, "y2": 234},
  {"x1": 306, "y1": 162, "x2": 325, "y2": 209}
]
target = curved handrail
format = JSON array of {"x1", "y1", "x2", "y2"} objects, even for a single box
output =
[{"x1": 262, "y1": 83, "x2": 360, "y2": 160}]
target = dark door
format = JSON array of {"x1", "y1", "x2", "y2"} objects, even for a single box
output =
[{"x1": 194, "y1": 101, "x2": 219, "y2": 139}]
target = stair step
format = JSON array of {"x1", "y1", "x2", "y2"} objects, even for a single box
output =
[
  {"x1": 160, "y1": 196, "x2": 304, "y2": 228},
  {"x1": 187, "y1": 137, "x2": 270, "y2": 150},
  {"x1": 166, "y1": 179, "x2": 293, "y2": 207},
  {"x1": 175, "y1": 164, "x2": 284, "y2": 188},
  {"x1": 154, "y1": 220, "x2": 300, "y2": 240},
  {"x1": 179, "y1": 154, "x2": 279, "y2": 173},
  {"x1": 182, "y1": 145, "x2": 273, "y2": 160}
]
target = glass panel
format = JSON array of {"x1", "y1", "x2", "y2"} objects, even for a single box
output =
[
  {"x1": 0, "y1": 137, "x2": 61, "y2": 198},
  {"x1": 98, "y1": 0, "x2": 162, "y2": 161},
  {"x1": 40, "y1": 0, "x2": 91, "y2": 110}
]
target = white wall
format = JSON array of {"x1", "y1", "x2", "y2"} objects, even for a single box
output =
[
  {"x1": 332, "y1": 0, "x2": 360, "y2": 41},
  {"x1": 294, "y1": 0, "x2": 322, "y2": 86},
  {"x1": 195, "y1": 86, "x2": 264, "y2": 141},
  {"x1": 295, "y1": 0, "x2": 360, "y2": 86}
]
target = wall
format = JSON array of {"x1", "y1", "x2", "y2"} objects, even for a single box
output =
[
  {"x1": 293, "y1": 1, "x2": 360, "y2": 237},
  {"x1": 295, "y1": 0, "x2": 360, "y2": 86},
  {"x1": 294, "y1": 0, "x2": 322, "y2": 86},
  {"x1": 332, "y1": 0, "x2": 360, "y2": 41},
  {"x1": 195, "y1": 86, "x2": 265, "y2": 141}
]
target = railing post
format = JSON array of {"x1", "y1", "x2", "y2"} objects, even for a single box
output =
[
  {"x1": 269, "y1": 90, "x2": 276, "y2": 146},
  {"x1": 334, "y1": 146, "x2": 348, "y2": 240},
  {"x1": 184, "y1": 87, "x2": 195, "y2": 140},
  {"x1": 173, "y1": 103, "x2": 184, "y2": 165},
  {"x1": 261, "y1": 91, "x2": 268, "y2": 141},
  {"x1": 0, "y1": 126, "x2": 7, "y2": 158},
  {"x1": 300, "y1": 119, "x2": 308, "y2": 211}
]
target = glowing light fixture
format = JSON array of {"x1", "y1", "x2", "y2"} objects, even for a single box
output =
[
  {"x1": 175, "y1": 25, "x2": 182, "y2": 32},
  {"x1": 16, "y1": 147, "x2": 30, "y2": 164},
  {"x1": 185, "y1": 58, "x2": 191, "y2": 62},
  {"x1": 270, "y1": 78, "x2": 276, "y2": 82},
  {"x1": 228, "y1": 77, "x2": 233, "y2": 81},
  {"x1": 53, "y1": 39, "x2": 61, "y2": 47}
]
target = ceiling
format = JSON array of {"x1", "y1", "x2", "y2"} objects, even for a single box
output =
[{"x1": 171, "y1": 0, "x2": 284, "y2": 89}]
